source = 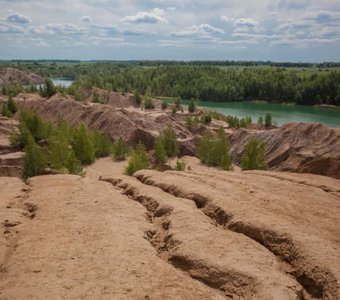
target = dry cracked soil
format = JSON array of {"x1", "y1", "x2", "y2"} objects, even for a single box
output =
[{"x1": 0, "y1": 156, "x2": 339, "y2": 299}]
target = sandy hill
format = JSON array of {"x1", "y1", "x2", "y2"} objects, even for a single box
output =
[
  {"x1": 15, "y1": 93, "x2": 340, "y2": 179},
  {"x1": 0, "y1": 68, "x2": 44, "y2": 86},
  {"x1": 0, "y1": 157, "x2": 339, "y2": 299}
]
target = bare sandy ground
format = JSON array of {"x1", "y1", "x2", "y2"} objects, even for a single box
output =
[{"x1": 0, "y1": 157, "x2": 339, "y2": 299}]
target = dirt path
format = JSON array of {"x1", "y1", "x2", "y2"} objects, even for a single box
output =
[{"x1": 0, "y1": 157, "x2": 339, "y2": 299}]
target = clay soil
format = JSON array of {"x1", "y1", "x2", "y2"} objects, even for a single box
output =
[{"x1": 0, "y1": 157, "x2": 339, "y2": 299}]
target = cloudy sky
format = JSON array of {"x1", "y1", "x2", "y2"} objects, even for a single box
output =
[{"x1": 1, "y1": 0, "x2": 340, "y2": 61}]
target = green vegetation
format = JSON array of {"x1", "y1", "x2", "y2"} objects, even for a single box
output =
[
  {"x1": 1, "y1": 95, "x2": 17, "y2": 118},
  {"x1": 72, "y1": 123, "x2": 95, "y2": 165},
  {"x1": 40, "y1": 78, "x2": 57, "y2": 98},
  {"x1": 125, "y1": 142, "x2": 149, "y2": 176},
  {"x1": 92, "y1": 93, "x2": 103, "y2": 104},
  {"x1": 66, "y1": 65, "x2": 340, "y2": 105},
  {"x1": 157, "y1": 126, "x2": 179, "y2": 158},
  {"x1": 1, "y1": 105, "x2": 13, "y2": 118},
  {"x1": 188, "y1": 98, "x2": 196, "y2": 113},
  {"x1": 13, "y1": 110, "x2": 113, "y2": 178},
  {"x1": 92, "y1": 130, "x2": 112, "y2": 158},
  {"x1": 154, "y1": 137, "x2": 167, "y2": 164},
  {"x1": 112, "y1": 137, "x2": 129, "y2": 161},
  {"x1": 23, "y1": 135, "x2": 47, "y2": 179},
  {"x1": 2, "y1": 61, "x2": 339, "y2": 105},
  {"x1": 175, "y1": 159, "x2": 186, "y2": 171},
  {"x1": 161, "y1": 100, "x2": 168, "y2": 110},
  {"x1": 226, "y1": 115, "x2": 252, "y2": 128},
  {"x1": 257, "y1": 116, "x2": 264, "y2": 125},
  {"x1": 241, "y1": 137, "x2": 268, "y2": 170},
  {"x1": 265, "y1": 113, "x2": 272, "y2": 127},
  {"x1": 7, "y1": 95, "x2": 17, "y2": 114},
  {"x1": 175, "y1": 97, "x2": 181, "y2": 109},
  {"x1": 201, "y1": 114, "x2": 212, "y2": 124},
  {"x1": 134, "y1": 91, "x2": 142, "y2": 105},
  {"x1": 198, "y1": 127, "x2": 232, "y2": 170},
  {"x1": 144, "y1": 97, "x2": 154, "y2": 110}
]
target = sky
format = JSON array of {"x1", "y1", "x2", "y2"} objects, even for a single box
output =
[{"x1": 0, "y1": 0, "x2": 340, "y2": 61}]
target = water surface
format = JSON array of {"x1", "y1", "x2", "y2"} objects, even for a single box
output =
[{"x1": 189, "y1": 100, "x2": 340, "y2": 128}]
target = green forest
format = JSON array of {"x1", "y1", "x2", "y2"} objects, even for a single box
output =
[{"x1": 1, "y1": 61, "x2": 340, "y2": 105}]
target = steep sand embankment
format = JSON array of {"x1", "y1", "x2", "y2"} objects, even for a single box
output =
[
  {"x1": 0, "y1": 158, "x2": 339, "y2": 299},
  {"x1": 228, "y1": 123, "x2": 340, "y2": 179},
  {"x1": 0, "y1": 68, "x2": 44, "y2": 86},
  {"x1": 0, "y1": 117, "x2": 22, "y2": 177},
  {"x1": 15, "y1": 93, "x2": 340, "y2": 179}
]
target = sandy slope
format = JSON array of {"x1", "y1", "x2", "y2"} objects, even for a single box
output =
[{"x1": 0, "y1": 157, "x2": 339, "y2": 299}]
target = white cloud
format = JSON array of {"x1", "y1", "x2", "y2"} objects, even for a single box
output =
[
  {"x1": 28, "y1": 38, "x2": 49, "y2": 48},
  {"x1": 6, "y1": 11, "x2": 31, "y2": 24},
  {"x1": 121, "y1": 8, "x2": 167, "y2": 24},
  {"x1": 80, "y1": 16, "x2": 92, "y2": 23},
  {"x1": 220, "y1": 16, "x2": 234, "y2": 22},
  {"x1": 0, "y1": 22, "x2": 25, "y2": 34},
  {"x1": 171, "y1": 23, "x2": 224, "y2": 38},
  {"x1": 233, "y1": 18, "x2": 262, "y2": 33}
]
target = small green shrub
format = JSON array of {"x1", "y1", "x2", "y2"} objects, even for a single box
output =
[
  {"x1": 158, "y1": 126, "x2": 179, "y2": 157},
  {"x1": 23, "y1": 135, "x2": 47, "y2": 179},
  {"x1": 257, "y1": 116, "x2": 264, "y2": 125},
  {"x1": 241, "y1": 137, "x2": 267, "y2": 170},
  {"x1": 154, "y1": 137, "x2": 167, "y2": 164},
  {"x1": 198, "y1": 127, "x2": 232, "y2": 170},
  {"x1": 1, "y1": 105, "x2": 13, "y2": 118},
  {"x1": 265, "y1": 113, "x2": 272, "y2": 127},
  {"x1": 175, "y1": 97, "x2": 181, "y2": 108},
  {"x1": 172, "y1": 107, "x2": 177, "y2": 115},
  {"x1": 125, "y1": 142, "x2": 149, "y2": 176},
  {"x1": 188, "y1": 98, "x2": 196, "y2": 113},
  {"x1": 175, "y1": 159, "x2": 186, "y2": 171},
  {"x1": 144, "y1": 97, "x2": 155, "y2": 109},
  {"x1": 201, "y1": 114, "x2": 212, "y2": 124},
  {"x1": 72, "y1": 123, "x2": 95, "y2": 164},
  {"x1": 134, "y1": 91, "x2": 142, "y2": 105},
  {"x1": 112, "y1": 137, "x2": 129, "y2": 161},
  {"x1": 7, "y1": 95, "x2": 17, "y2": 114},
  {"x1": 40, "y1": 78, "x2": 56, "y2": 98},
  {"x1": 186, "y1": 116, "x2": 193, "y2": 129},
  {"x1": 91, "y1": 130, "x2": 112, "y2": 158},
  {"x1": 161, "y1": 100, "x2": 168, "y2": 110}
]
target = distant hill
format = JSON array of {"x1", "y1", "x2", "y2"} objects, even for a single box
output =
[{"x1": 0, "y1": 68, "x2": 44, "y2": 86}]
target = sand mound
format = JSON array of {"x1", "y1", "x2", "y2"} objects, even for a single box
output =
[
  {"x1": 1, "y1": 158, "x2": 339, "y2": 299},
  {"x1": 0, "y1": 68, "x2": 44, "y2": 86},
  {"x1": 228, "y1": 122, "x2": 340, "y2": 178}
]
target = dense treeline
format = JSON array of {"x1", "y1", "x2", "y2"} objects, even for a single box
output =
[
  {"x1": 1, "y1": 61, "x2": 340, "y2": 105},
  {"x1": 74, "y1": 65, "x2": 340, "y2": 105}
]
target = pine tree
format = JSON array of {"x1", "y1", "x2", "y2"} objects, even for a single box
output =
[
  {"x1": 241, "y1": 137, "x2": 267, "y2": 170},
  {"x1": 125, "y1": 142, "x2": 149, "y2": 176},
  {"x1": 161, "y1": 100, "x2": 168, "y2": 110},
  {"x1": 265, "y1": 113, "x2": 272, "y2": 127},
  {"x1": 154, "y1": 137, "x2": 167, "y2": 164},
  {"x1": 112, "y1": 137, "x2": 129, "y2": 161},
  {"x1": 23, "y1": 135, "x2": 47, "y2": 179},
  {"x1": 7, "y1": 95, "x2": 17, "y2": 114},
  {"x1": 44, "y1": 78, "x2": 56, "y2": 98},
  {"x1": 198, "y1": 127, "x2": 232, "y2": 170},
  {"x1": 72, "y1": 123, "x2": 95, "y2": 164},
  {"x1": 257, "y1": 116, "x2": 264, "y2": 125},
  {"x1": 188, "y1": 98, "x2": 196, "y2": 113},
  {"x1": 134, "y1": 91, "x2": 142, "y2": 105},
  {"x1": 91, "y1": 130, "x2": 112, "y2": 158},
  {"x1": 144, "y1": 97, "x2": 154, "y2": 109},
  {"x1": 159, "y1": 126, "x2": 179, "y2": 157},
  {"x1": 175, "y1": 97, "x2": 181, "y2": 109}
]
